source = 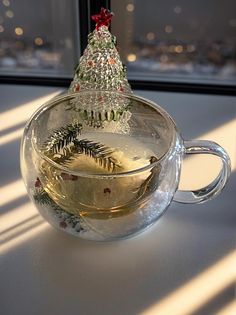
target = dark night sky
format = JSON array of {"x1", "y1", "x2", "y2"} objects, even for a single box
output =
[
  {"x1": 0, "y1": 0, "x2": 236, "y2": 42},
  {"x1": 0, "y1": 0, "x2": 75, "y2": 41},
  {"x1": 134, "y1": 0, "x2": 236, "y2": 41}
]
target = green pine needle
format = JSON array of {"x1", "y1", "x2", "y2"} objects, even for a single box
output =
[
  {"x1": 44, "y1": 122, "x2": 82, "y2": 154},
  {"x1": 53, "y1": 138, "x2": 121, "y2": 172},
  {"x1": 73, "y1": 139, "x2": 121, "y2": 172},
  {"x1": 33, "y1": 188, "x2": 85, "y2": 232},
  {"x1": 43, "y1": 123, "x2": 122, "y2": 172},
  {"x1": 33, "y1": 188, "x2": 55, "y2": 207}
]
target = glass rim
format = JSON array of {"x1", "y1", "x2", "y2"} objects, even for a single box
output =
[{"x1": 30, "y1": 90, "x2": 178, "y2": 178}]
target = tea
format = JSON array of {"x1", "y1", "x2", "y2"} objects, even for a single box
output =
[{"x1": 38, "y1": 132, "x2": 161, "y2": 219}]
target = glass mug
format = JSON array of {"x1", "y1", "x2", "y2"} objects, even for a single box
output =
[{"x1": 20, "y1": 90, "x2": 231, "y2": 241}]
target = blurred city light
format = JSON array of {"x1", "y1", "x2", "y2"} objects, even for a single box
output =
[
  {"x1": 127, "y1": 53, "x2": 137, "y2": 62},
  {"x1": 14, "y1": 27, "x2": 23, "y2": 35},
  {"x1": 174, "y1": 45, "x2": 183, "y2": 53},
  {"x1": 165, "y1": 25, "x2": 173, "y2": 33},
  {"x1": 174, "y1": 6, "x2": 182, "y2": 14},
  {"x1": 126, "y1": 3, "x2": 134, "y2": 12},
  {"x1": 34, "y1": 37, "x2": 43, "y2": 46},
  {"x1": 5, "y1": 9, "x2": 13, "y2": 18},
  {"x1": 2, "y1": 0, "x2": 10, "y2": 6},
  {"x1": 146, "y1": 32, "x2": 155, "y2": 41}
]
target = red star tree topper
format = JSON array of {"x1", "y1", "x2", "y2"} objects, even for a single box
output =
[{"x1": 91, "y1": 7, "x2": 113, "y2": 29}]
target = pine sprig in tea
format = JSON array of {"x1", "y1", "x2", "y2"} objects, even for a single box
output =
[
  {"x1": 44, "y1": 122, "x2": 82, "y2": 154},
  {"x1": 33, "y1": 187, "x2": 85, "y2": 232},
  {"x1": 73, "y1": 139, "x2": 121, "y2": 172},
  {"x1": 43, "y1": 125, "x2": 122, "y2": 172},
  {"x1": 54, "y1": 139, "x2": 121, "y2": 172},
  {"x1": 53, "y1": 150, "x2": 75, "y2": 166},
  {"x1": 33, "y1": 188, "x2": 58, "y2": 207}
]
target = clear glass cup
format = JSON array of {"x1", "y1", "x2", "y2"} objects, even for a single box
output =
[{"x1": 20, "y1": 90, "x2": 231, "y2": 241}]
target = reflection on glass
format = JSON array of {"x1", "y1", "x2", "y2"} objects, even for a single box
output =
[
  {"x1": 0, "y1": 0, "x2": 79, "y2": 77},
  {"x1": 112, "y1": 0, "x2": 236, "y2": 84}
]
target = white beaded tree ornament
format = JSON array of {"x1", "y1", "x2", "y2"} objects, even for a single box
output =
[{"x1": 69, "y1": 7, "x2": 132, "y2": 94}]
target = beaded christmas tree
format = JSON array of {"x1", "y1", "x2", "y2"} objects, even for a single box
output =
[
  {"x1": 69, "y1": 7, "x2": 132, "y2": 94},
  {"x1": 67, "y1": 8, "x2": 133, "y2": 129}
]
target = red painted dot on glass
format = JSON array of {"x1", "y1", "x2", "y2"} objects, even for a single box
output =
[
  {"x1": 59, "y1": 221, "x2": 67, "y2": 229},
  {"x1": 34, "y1": 177, "x2": 41, "y2": 188},
  {"x1": 104, "y1": 187, "x2": 111, "y2": 194},
  {"x1": 61, "y1": 172, "x2": 78, "y2": 181}
]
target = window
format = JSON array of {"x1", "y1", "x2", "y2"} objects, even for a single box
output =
[
  {"x1": 1, "y1": 0, "x2": 235, "y2": 92},
  {"x1": 0, "y1": 0, "x2": 79, "y2": 77},
  {"x1": 111, "y1": 0, "x2": 236, "y2": 85}
]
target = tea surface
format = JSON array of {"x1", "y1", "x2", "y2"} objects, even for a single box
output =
[{"x1": 39, "y1": 132, "x2": 161, "y2": 219}]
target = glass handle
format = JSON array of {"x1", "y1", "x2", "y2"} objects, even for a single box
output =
[{"x1": 173, "y1": 140, "x2": 231, "y2": 204}]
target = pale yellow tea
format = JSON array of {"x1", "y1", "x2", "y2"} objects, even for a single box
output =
[{"x1": 38, "y1": 132, "x2": 161, "y2": 219}]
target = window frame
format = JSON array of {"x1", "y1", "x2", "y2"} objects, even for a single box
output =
[{"x1": 0, "y1": 0, "x2": 235, "y2": 96}]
